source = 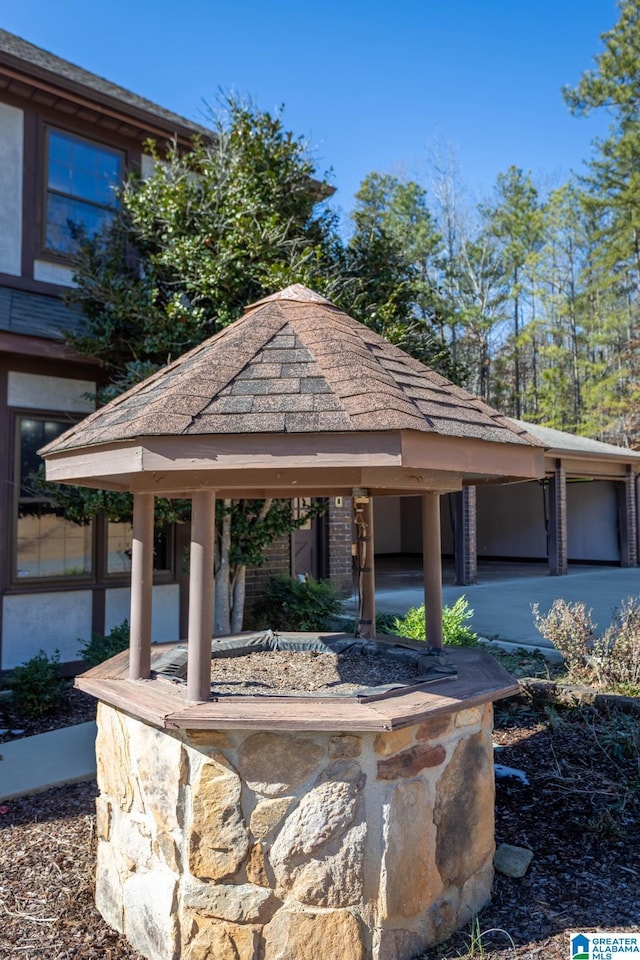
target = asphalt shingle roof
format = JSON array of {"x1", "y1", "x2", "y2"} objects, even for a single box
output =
[
  {"x1": 513, "y1": 419, "x2": 640, "y2": 461},
  {"x1": 0, "y1": 29, "x2": 208, "y2": 137},
  {"x1": 42, "y1": 285, "x2": 541, "y2": 455}
]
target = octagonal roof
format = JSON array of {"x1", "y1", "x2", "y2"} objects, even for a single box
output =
[{"x1": 42, "y1": 285, "x2": 545, "y2": 495}]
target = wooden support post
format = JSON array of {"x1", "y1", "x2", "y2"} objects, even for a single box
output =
[
  {"x1": 129, "y1": 492, "x2": 154, "y2": 681},
  {"x1": 422, "y1": 492, "x2": 443, "y2": 649},
  {"x1": 355, "y1": 495, "x2": 376, "y2": 639},
  {"x1": 454, "y1": 486, "x2": 477, "y2": 586},
  {"x1": 187, "y1": 491, "x2": 216, "y2": 703},
  {"x1": 548, "y1": 460, "x2": 567, "y2": 576}
]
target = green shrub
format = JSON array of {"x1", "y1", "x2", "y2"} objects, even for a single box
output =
[
  {"x1": 252, "y1": 576, "x2": 343, "y2": 632},
  {"x1": 374, "y1": 611, "x2": 402, "y2": 635},
  {"x1": 7, "y1": 649, "x2": 66, "y2": 717},
  {"x1": 393, "y1": 596, "x2": 479, "y2": 646},
  {"x1": 79, "y1": 619, "x2": 130, "y2": 667}
]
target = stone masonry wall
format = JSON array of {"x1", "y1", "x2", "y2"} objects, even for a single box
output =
[{"x1": 94, "y1": 702, "x2": 495, "y2": 960}]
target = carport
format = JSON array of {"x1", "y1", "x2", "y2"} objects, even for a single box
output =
[{"x1": 374, "y1": 420, "x2": 640, "y2": 584}]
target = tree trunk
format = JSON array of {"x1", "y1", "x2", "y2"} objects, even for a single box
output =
[
  {"x1": 214, "y1": 501, "x2": 232, "y2": 635},
  {"x1": 230, "y1": 566, "x2": 246, "y2": 634}
]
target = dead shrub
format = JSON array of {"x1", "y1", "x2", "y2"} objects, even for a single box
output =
[{"x1": 534, "y1": 597, "x2": 640, "y2": 693}]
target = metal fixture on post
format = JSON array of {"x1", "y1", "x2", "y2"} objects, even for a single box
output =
[{"x1": 353, "y1": 488, "x2": 376, "y2": 639}]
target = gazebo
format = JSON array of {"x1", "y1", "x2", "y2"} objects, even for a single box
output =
[{"x1": 42, "y1": 285, "x2": 545, "y2": 960}]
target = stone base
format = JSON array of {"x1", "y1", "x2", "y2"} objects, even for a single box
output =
[{"x1": 94, "y1": 702, "x2": 495, "y2": 960}]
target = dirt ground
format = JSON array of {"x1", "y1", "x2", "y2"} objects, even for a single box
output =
[{"x1": 1, "y1": 692, "x2": 638, "y2": 959}]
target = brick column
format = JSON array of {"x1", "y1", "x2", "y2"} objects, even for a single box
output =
[
  {"x1": 548, "y1": 460, "x2": 567, "y2": 576},
  {"x1": 327, "y1": 496, "x2": 353, "y2": 595},
  {"x1": 618, "y1": 468, "x2": 638, "y2": 568},
  {"x1": 454, "y1": 487, "x2": 477, "y2": 586}
]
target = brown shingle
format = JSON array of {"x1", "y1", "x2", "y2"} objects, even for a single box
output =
[{"x1": 41, "y1": 284, "x2": 542, "y2": 454}]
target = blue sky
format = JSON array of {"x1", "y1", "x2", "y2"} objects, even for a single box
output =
[{"x1": 2, "y1": 1, "x2": 619, "y2": 217}]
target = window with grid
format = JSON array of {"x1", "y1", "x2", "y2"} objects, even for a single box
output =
[
  {"x1": 15, "y1": 417, "x2": 92, "y2": 580},
  {"x1": 44, "y1": 128, "x2": 122, "y2": 255}
]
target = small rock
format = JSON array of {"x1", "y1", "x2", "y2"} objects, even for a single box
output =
[
  {"x1": 494, "y1": 763, "x2": 529, "y2": 785},
  {"x1": 494, "y1": 843, "x2": 534, "y2": 878}
]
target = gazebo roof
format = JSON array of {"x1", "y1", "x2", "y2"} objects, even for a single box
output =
[{"x1": 42, "y1": 284, "x2": 545, "y2": 495}]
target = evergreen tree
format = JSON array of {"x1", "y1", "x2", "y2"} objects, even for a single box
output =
[
  {"x1": 348, "y1": 172, "x2": 460, "y2": 379},
  {"x1": 480, "y1": 166, "x2": 545, "y2": 417},
  {"x1": 63, "y1": 99, "x2": 345, "y2": 634},
  {"x1": 563, "y1": 0, "x2": 640, "y2": 442}
]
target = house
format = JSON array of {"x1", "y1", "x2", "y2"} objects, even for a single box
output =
[{"x1": 0, "y1": 31, "x2": 353, "y2": 673}]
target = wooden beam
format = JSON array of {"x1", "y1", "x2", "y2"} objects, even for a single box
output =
[
  {"x1": 45, "y1": 445, "x2": 142, "y2": 482},
  {"x1": 187, "y1": 491, "x2": 216, "y2": 703},
  {"x1": 129, "y1": 493, "x2": 154, "y2": 681},
  {"x1": 402, "y1": 431, "x2": 545, "y2": 480},
  {"x1": 129, "y1": 465, "x2": 463, "y2": 496},
  {"x1": 141, "y1": 432, "x2": 402, "y2": 469},
  {"x1": 545, "y1": 455, "x2": 633, "y2": 480},
  {"x1": 422, "y1": 492, "x2": 443, "y2": 649}
]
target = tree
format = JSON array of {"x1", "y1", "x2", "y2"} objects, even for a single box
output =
[
  {"x1": 563, "y1": 0, "x2": 640, "y2": 443},
  {"x1": 347, "y1": 172, "x2": 459, "y2": 379},
  {"x1": 69, "y1": 97, "x2": 343, "y2": 393},
  {"x1": 62, "y1": 101, "x2": 459, "y2": 634},
  {"x1": 480, "y1": 166, "x2": 545, "y2": 417},
  {"x1": 63, "y1": 98, "x2": 344, "y2": 634}
]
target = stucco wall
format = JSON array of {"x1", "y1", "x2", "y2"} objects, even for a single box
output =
[
  {"x1": 2, "y1": 589, "x2": 93, "y2": 668},
  {"x1": 374, "y1": 498, "x2": 402, "y2": 553},
  {"x1": 33, "y1": 260, "x2": 75, "y2": 287},
  {"x1": 105, "y1": 584, "x2": 181, "y2": 642},
  {"x1": 476, "y1": 482, "x2": 547, "y2": 559},
  {"x1": 374, "y1": 497, "x2": 454, "y2": 557},
  {"x1": 8, "y1": 371, "x2": 95, "y2": 412},
  {"x1": 0, "y1": 102, "x2": 23, "y2": 277}
]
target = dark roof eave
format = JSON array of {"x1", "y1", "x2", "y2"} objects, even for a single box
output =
[{"x1": 0, "y1": 35, "x2": 209, "y2": 142}]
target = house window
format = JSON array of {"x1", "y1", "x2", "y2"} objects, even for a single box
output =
[
  {"x1": 15, "y1": 417, "x2": 92, "y2": 580},
  {"x1": 44, "y1": 129, "x2": 122, "y2": 254},
  {"x1": 107, "y1": 520, "x2": 173, "y2": 576}
]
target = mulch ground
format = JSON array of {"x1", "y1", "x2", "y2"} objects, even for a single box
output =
[
  {"x1": 421, "y1": 696, "x2": 640, "y2": 959},
  {"x1": 1, "y1": 694, "x2": 638, "y2": 959}
]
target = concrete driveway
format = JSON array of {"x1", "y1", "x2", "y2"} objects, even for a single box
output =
[{"x1": 361, "y1": 560, "x2": 640, "y2": 651}]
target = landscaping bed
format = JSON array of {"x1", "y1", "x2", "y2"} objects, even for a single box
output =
[{"x1": 0, "y1": 685, "x2": 96, "y2": 744}]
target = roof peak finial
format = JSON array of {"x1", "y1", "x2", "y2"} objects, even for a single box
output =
[{"x1": 244, "y1": 284, "x2": 334, "y2": 313}]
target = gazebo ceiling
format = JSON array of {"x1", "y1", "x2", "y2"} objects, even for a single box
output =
[{"x1": 41, "y1": 284, "x2": 545, "y2": 495}]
